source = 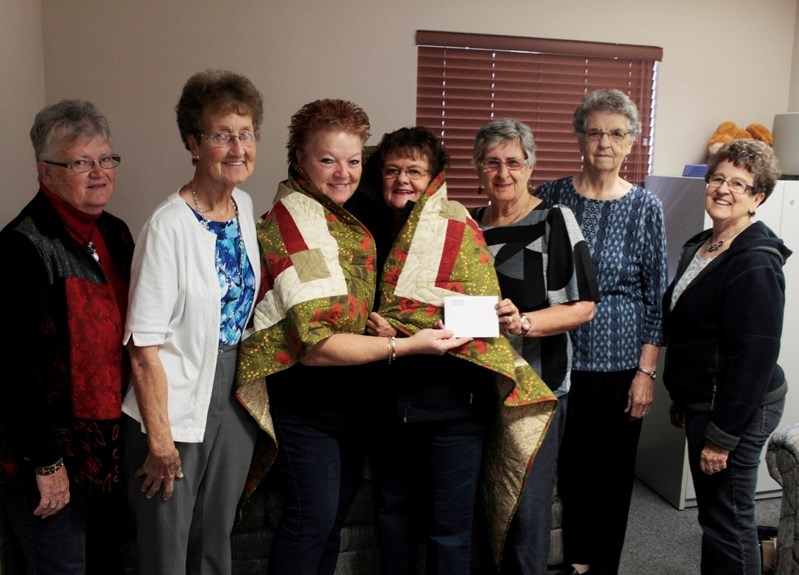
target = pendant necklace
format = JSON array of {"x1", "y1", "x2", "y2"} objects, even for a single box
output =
[
  {"x1": 704, "y1": 222, "x2": 751, "y2": 253},
  {"x1": 64, "y1": 221, "x2": 100, "y2": 263}
]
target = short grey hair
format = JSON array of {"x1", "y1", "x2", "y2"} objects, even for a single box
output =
[
  {"x1": 30, "y1": 100, "x2": 112, "y2": 163},
  {"x1": 472, "y1": 118, "x2": 536, "y2": 167},
  {"x1": 572, "y1": 89, "x2": 642, "y2": 139}
]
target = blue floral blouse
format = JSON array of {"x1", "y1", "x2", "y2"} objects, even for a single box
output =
[{"x1": 195, "y1": 213, "x2": 255, "y2": 346}]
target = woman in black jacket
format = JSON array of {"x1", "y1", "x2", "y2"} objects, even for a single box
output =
[
  {"x1": 663, "y1": 139, "x2": 791, "y2": 575},
  {"x1": 0, "y1": 99, "x2": 134, "y2": 574}
]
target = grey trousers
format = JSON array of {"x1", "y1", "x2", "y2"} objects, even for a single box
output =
[{"x1": 123, "y1": 345, "x2": 258, "y2": 575}]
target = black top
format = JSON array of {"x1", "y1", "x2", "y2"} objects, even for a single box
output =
[
  {"x1": 0, "y1": 191, "x2": 134, "y2": 489},
  {"x1": 663, "y1": 220, "x2": 791, "y2": 450}
]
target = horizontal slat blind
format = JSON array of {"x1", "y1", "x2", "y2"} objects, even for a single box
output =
[{"x1": 416, "y1": 31, "x2": 662, "y2": 207}]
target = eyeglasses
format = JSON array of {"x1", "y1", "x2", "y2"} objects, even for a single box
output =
[
  {"x1": 201, "y1": 130, "x2": 260, "y2": 147},
  {"x1": 478, "y1": 158, "x2": 528, "y2": 172},
  {"x1": 382, "y1": 166, "x2": 429, "y2": 180},
  {"x1": 581, "y1": 129, "x2": 629, "y2": 144},
  {"x1": 706, "y1": 174, "x2": 754, "y2": 194},
  {"x1": 43, "y1": 154, "x2": 121, "y2": 173}
]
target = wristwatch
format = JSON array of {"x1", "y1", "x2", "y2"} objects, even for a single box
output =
[
  {"x1": 520, "y1": 314, "x2": 532, "y2": 336},
  {"x1": 636, "y1": 366, "x2": 657, "y2": 380}
]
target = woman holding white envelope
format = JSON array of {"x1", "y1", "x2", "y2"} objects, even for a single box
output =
[
  {"x1": 471, "y1": 118, "x2": 599, "y2": 575},
  {"x1": 362, "y1": 126, "x2": 556, "y2": 574}
]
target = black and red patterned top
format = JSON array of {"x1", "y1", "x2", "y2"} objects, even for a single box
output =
[{"x1": 0, "y1": 189, "x2": 134, "y2": 494}]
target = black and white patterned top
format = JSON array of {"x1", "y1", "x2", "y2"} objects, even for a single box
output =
[{"x1": 474, "y1": 201, "x2": 599, "y2": 395}]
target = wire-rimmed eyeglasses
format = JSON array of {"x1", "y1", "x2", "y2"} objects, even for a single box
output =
[
  {"x1": 201, "y1": 130, "x2": 260, "y2": 147},
  {"x1": 478, "y1": 158, "x2": 529, "y2": 172},
  {"x1": 382, "y1": 166, "x2": 430, "y2": 180},
  {"x1": 706, "y1": 174, "x2": 754, "y2": 194},
  {"x1": 43, "y1": 154, "x2": 121, "y2": 173},
  {"x1": 581, "y1": 129, "x2": 629, "y2": 144}
]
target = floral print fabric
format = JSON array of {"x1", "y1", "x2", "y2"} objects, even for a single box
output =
[
  {"x1": 375, "y1": 173, "x2": 556, "y2": 563},
  {"x1": 235, "y1": 169, "x2": 376, "y2": 497},
  {"x1": 198, "y1": 215, "x2": 255, "y2": 346}
]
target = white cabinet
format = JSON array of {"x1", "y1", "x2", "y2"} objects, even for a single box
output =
[{"x1": 635, "y1": 176, "x2": 799, "y2": 509}]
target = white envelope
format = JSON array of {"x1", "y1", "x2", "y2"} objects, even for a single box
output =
[{"x1": 443, "y1": 295, "x2": 499, "y2": 338}]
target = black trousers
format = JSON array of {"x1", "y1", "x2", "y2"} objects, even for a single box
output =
[{"x1": 557, "y1": 369, "x2": 642, "y2": 575}]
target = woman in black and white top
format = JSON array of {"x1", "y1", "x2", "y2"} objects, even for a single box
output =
[{"x1": 471, "y1": 118, "x2": 599, "y2": 575}]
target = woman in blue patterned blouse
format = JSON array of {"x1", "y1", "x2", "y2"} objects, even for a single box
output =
[{"x1": 535, "y1": 89, "x2": 668, "y2": 575}]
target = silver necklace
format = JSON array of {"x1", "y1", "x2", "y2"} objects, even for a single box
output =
[
  {"x1": 704, "y1": 222, "x2": 750, "y2": 253},
  {"x1": 64, "y1": 221, "x2": 100, "y2": 264}
]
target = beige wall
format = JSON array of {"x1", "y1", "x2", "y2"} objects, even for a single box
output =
[
  {"x1": 2, "y1": 0, "x2": 796, "y2": 235},
  {"x1": 791, "y1": 3, "x2": 799, "y2": 110},
  {"x1": 1, "y1": 0, "x2": 45, "y2": 223}
]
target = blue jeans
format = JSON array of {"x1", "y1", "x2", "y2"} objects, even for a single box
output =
[
  {"x1": 499, "y1": 394, "x2": 567, "y2": 575},
  {"x1": 372, "y1": 416, "x2": 485, "y2": 575},
  {"x1": 2, "y1": 482, "x2": 125, "y2": 575},
  {"x1": 686, "y1": 399, "x2": 784, "y2": 575},
  {"x1": 267, "y1": 412, "x2": 366, "y2": 575}
]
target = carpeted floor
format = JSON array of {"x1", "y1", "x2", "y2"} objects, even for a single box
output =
[{"x1": 618, "y1": 478, "x2": 780, "y2": 574}]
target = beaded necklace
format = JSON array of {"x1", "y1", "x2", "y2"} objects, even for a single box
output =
[{"x1": 191, "y1": 188, "x2": 244, "y2": 288}]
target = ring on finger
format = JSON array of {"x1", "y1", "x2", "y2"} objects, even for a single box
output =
[{"x1": 506, "y1": 316, "x2": 512, "y2": 324}]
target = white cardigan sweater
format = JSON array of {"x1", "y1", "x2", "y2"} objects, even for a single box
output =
[{"x1": 122, "y1": 188, "x2": 260, "y2": 442}]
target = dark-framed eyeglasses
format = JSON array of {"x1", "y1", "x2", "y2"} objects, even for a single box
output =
[
  {"x1": 581, "y1": 129, "x2": 629, "y2": 144},
  {"x1": 478, "y1": 158, "x2": 528, "y2": 172},
  {"x1": 43, "y1": 154, "x2": 121, "y2": 173},
  {"x1": 201, "y1": 130, "x2": 260, "y2": 147},
  {"x1": 382, "y1": 166, "x2": 430, "y2": 180},
  {"x1": 706, "y1": 174, "x2": 754, "y2": 194}
]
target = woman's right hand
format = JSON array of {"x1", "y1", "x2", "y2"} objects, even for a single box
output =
[
  {"x1": 135, "y1": 442, "x2": 183, "y2": 501},
  {"x1": 406, "y1": 326, "x2": 471, "y2": 355},
  {"x1": 669, "y1": 401, "x2": 686, "y2": 428},
  {"x1": 33, "y1": 467, "x2": 70, "y2": 518},
  {"x1": 127, "y1": 343, "x2": 183, "y2": 500}
]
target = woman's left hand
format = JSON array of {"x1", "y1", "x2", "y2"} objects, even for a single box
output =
[
  {"x1": 700, "y1": 442, "x2": 729, "y2": 475},
  {"x1": 626, "y1": 371, "x2": 654, "y2": 419},
  {"x1": 367, "y1": 312, "x2": 397, "y2": 337}
]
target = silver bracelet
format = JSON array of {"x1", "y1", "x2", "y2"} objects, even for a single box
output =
[{"x1": 387, "y1": 336, "x2": 397, "y2": 364}]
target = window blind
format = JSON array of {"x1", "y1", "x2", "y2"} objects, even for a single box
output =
[{"x1": 416, "y1": 31, "x2": 663, "y2": 207}]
